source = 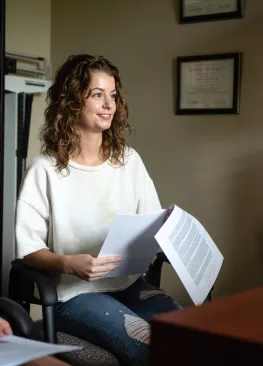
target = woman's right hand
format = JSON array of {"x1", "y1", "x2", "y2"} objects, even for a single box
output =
[{"x1": 63, "y1": 254, "x2": 122, "y2": 281}]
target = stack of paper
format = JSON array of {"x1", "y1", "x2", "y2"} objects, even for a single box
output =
[
  {"x1": 99, "y1": 204, "x2": 224, "y2": 305},
  {"x1": 0, "y1": 335, "x2": 81, "y2": 366}
]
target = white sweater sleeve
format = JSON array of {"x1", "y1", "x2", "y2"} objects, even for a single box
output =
[
  {"x1": 135, "y1": 152, "x2": 162, "y2": 214},
  {"x1": 15, "y1": 157, "x2": 50, "y2": 259},
  {"x1": 136, "y1": 175, "x2": 162, "y2": 213},
  {"x1": 15, "y1": 200, "x2": 49, "y2": 258}
]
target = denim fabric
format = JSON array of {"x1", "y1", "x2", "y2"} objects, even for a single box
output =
[{"x1": 55, "y1": 276, "x2": 182, "y2": 366}]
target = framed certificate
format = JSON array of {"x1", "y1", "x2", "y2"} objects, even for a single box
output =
[
  {"x1": 179, "y1": 0, "x2": 245, "y2": 24},
  {"x1": 176, "y1": 53, "x2": 242, "y2": 115}
]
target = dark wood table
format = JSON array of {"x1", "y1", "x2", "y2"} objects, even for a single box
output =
[{"x1": 149, "y1": 287, "x2": 263, "y2": 365}]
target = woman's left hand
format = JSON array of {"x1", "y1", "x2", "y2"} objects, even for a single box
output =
[{"x1": 0, "y1": 317, "x2": 13, "y2": 337}]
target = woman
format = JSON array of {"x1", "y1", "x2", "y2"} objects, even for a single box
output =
[{"x1": 15, "y1": 54, "x2": 181, "y2": 366}]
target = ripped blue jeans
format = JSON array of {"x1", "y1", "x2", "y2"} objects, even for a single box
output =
[{"x1": 55, "y1": 276, "x2": 182, "y2": 366}]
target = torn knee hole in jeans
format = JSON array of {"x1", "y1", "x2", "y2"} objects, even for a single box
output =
[{"x1": 123, "y1": 314, "x2": 150, "y2": 345}]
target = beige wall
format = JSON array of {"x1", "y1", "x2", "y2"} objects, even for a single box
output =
[
  {"x1": 6, "y1": 0, "x2": 51, "y2": 164},
  {"x1": 51, "y1": 0, "x2": 263, "y2": 305},
  {"x1": 6, "y1": 0, "x2": 51, "y2": 319}
]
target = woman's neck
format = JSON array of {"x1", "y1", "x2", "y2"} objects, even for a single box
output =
[{"x1": 71, "y1": 132, "x2": 105, "y2": 166}]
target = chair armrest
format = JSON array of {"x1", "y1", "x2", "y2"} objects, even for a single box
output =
[
  {"x1": 10, "y1": 259, "x2": 58, "y2": 306},
  {"x1": 0, "y1": 297, "x2": 34, "y2": 337},
  {"x1": 147, "y1": 252, "x2": 214, "y2": 302},
  {"x1": 156, "y1": 251, "x2": 170, "y2": 264},
  {"x1": 144, "y1": 252, "x2": 166, "y2": 288}
]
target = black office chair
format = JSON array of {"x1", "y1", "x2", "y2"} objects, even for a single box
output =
[
  {"x1": 9, "y1": 253, "x2": 213, "y2": 366},
  {"x1": 0, "y1": 296, "x2": 33, "y2": 338},
  {"x1": 144, "y1": 252, "x2": 213, "y2": 301}
]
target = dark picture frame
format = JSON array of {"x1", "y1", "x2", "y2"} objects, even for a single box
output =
[
  {"x1": 179, "y1": 0, "x2": 245, "y2": 24},
  {"x1": 176, "y1": 52, "x2": 242, "y2": 115}
]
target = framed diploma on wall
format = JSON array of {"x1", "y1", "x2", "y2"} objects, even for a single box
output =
[
  {"x1": 179, "y1": 0, "x2": 245, "y2": 24},
  {"x1": 176, "y1": 52, "x2": 242, "y2": 115}
]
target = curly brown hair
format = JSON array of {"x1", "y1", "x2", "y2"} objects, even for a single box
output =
[{"x1": 40, "y1": 54, "x2": 133, "y2": 172}]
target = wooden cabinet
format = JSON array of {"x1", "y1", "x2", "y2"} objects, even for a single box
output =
[{"x1": 149, "y1": 287, "x2": 263, "y2": 365}]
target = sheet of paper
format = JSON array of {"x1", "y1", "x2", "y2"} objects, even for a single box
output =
[
  {"x1": 155, "y1": 205, "x2": 224, "y2": 305},
  {"x1": 0, "y1": 335, "x2": 82, "y2": 366},
  {"x1": 98, "y1": 210, "x2": 166, "y2": 277}
]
